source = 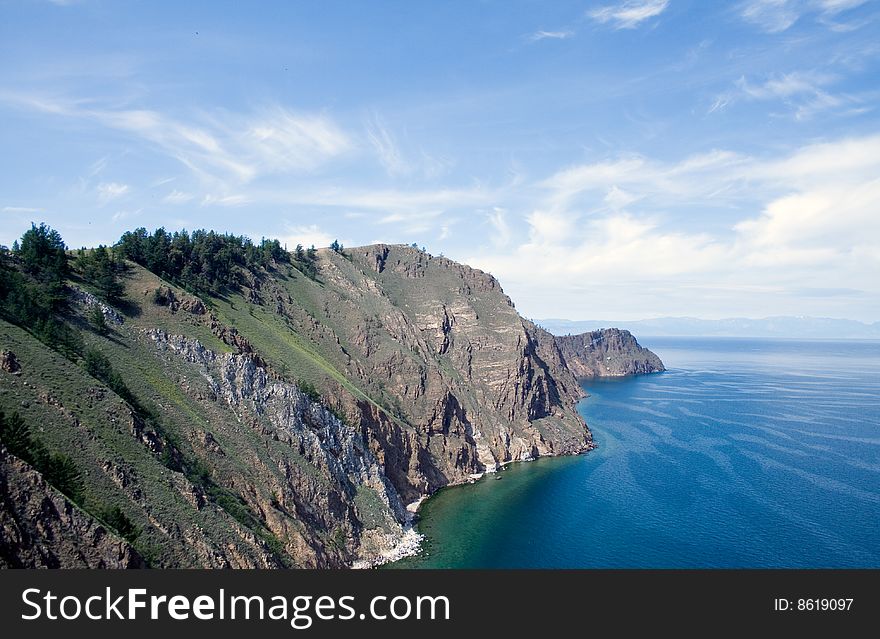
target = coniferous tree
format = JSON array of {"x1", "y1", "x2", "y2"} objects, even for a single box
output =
[
  {"x1": 89, "y1": 305, "x2": 108, "y2": 335},
  {"x1": 16, "y1": 223, "x2": 68, "y2": 282},
  {"x1": 80, "y1": 245, "x2": 124, "y2": 302}
]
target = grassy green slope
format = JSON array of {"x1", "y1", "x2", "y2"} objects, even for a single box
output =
[
  {"x1": 0, "y1": 317, "x2": 278, "y2": 567},
  {"x1": 1, "y1": 256, "x2": 392, "y2": 567}
]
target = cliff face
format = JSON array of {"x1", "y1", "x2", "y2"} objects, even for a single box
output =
[
  {"x1": 303, "y1": 245, "x2": 591, "y2": 493},
  {"x1": 0, "y1": 446, "x2": 144, "y2": 568},
  {"x1": 0, "y1": 243, "x2": 660, "y2": 568},
  {"x1": 554, "y1": 328, "x2": 665, "y2": 378}
]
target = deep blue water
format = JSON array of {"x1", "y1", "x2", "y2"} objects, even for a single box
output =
[{"x1": 394, "y1": 338, "x2": 880, "y2": 568}]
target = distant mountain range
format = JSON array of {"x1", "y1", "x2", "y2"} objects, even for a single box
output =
[{"x1": 536, "y1": 316, "x2": 880, "y2": 339}]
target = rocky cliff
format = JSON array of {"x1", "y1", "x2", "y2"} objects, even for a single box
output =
[
  {"x1": 554, "y1": 328, "x2": 665, "y2": 378},
  {"x1": 0, "y1": 445, "x2": 144, "y2": 568},
  {"x1": 1, "y1": 241, "x2": 661, "y2": 568}
]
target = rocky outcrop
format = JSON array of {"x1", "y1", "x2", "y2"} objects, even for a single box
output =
[
  {"x1": 554, "y1": 328, "x2": 665, "y2": 378},
  {"x1": 69, "y1": 286, "x2": 124, "y2": 325},
  {"x1": 0, "y1": 445, "x2": 144, "y2": 568},
  {"x1": 1, "y1": 350, "x2": 20, "y2": 374}
]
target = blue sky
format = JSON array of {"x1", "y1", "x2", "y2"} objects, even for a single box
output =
[{"x1": 2, "y1": 0, "x2": 879, "y2": 321}]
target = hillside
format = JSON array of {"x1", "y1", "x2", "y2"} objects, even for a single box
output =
[{"x1": 0, "y1": 227, "x2": 662, "y2": 568}]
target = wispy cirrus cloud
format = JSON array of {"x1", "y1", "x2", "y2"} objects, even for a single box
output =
[
  {"x1": 96, "y1": 181, "x2": 128, "y2": 205},
  {"x1": 242, "y1": 106, "x2": 352, "y2": 174},
  {"x1": 111, "y1": 208, "x2": 142, "y2": 222},
  {"x1": 162, "y1": 189, "x2": 194, "y2": 205},
  {"x1": 264, "y1": 185, "x2": 494, "y2": 214},
  {"x1": 709, "y1": 71, "x2": 868, "y2": 120},
  {"x1": 0, "y1": 92, "x2": 353, "y2": 187},
  {"x1": 738, "y1": 0, "x2": 871, "y2": 33},
  {"x1": 587, "y1": 0, "x2": 670, "y2": 29},
  {"x1": 201, "y1": 194, "x2": 249, "y2": 207},
  {"x1": 538, "y1": 148, "x2": 749, "y2": 214},
  {"x1": 527, "y1": 30, "x2": 575, "y2": 42},
  {"x1": 366, "y1": 114, "x2": 409, "y2": 177},
  {"x1": 486, "y1": 207, "x2": 512, "y2": 248},
  {"x1": 2, "y1": 206, "x2": 42, "y2": 214},
  {"x1": 364, "y1": 113, "x2": 451, "y2": 179}
]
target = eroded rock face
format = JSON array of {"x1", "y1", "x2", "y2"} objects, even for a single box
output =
[
  {"x1": 554, "y1": 328, "x2": 665, "y2": 379},
  {"x1": 145, "y1": 329, "x2": 407, "y2": 566},
  {"x1": 265, "y1": 245, "x2": 593, "y2": 492},
  {"x1": 0, "y1": 446, "x2": 144, "y2": 568},
  {"x1": 69, "y1": 287, "x2": 124, "y2": 325}
]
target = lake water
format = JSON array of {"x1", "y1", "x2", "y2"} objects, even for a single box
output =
[{"x1": 393, "y1": 338, "x2": 880, "y2": 568}]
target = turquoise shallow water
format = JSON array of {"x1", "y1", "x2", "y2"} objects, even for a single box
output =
[{"x1": 393, "y1": 338, "x2": 880, "y2": 568}]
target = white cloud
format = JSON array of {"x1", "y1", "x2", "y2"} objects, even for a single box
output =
[
  {"x1": 540, "y1": 149, "x2": 748, "y2": 210},
  {"x1": 86, "y1": 156, "x2": 108, "y2": 178},
  {"x1": 739, "y1": 71, "x2": 836, "y2": 99},
  {"x1": 603, "y1": 185, "x2": 640, "y2": 210},
  {"x1": 739, "y1": 0, "x2": 871, "y2": 32},
  {"x1": 758, "y1": 133, "x2": 880, "y2": 184},
  {"x1": 366, "y1": 114, "x2": 409, "y2": 176},
  {"x1": 243, "y1": 106, "x2": 352, "y2": 173},
  {"x1": 2, "y1": 206, "x2": 41, "y2": 214},
  {"x1": 708, "y1": 95, "x2": 732, "y2": 114},
  {"x1": 540, "y1": 156, "x2": 647, "y2": 207},
  {"x1": 201, "y1": 194, "x2": 249, "y2": 207},
  {"x1": 375, "y1": 210, "x2": 446, "y2": 235},
  {"x1": 528, "y1": 30, "x2": 575, "y2": 42},
  {"x1": 818, "y1": 0, "x2": 869, "y2": 10},
  {"x1": 282, "y1": 224, "x2": 339, "y2": 249},
  {"x1": 526, "y1": 210, "x2": 578, "y2": 245},
  {"x1": 264, "y1": 185, "x2": 493, "y2": 214},
  {"x1": 588, "y1": 0, "x2": 670, "y2": 29},
  {"x1": 740, "y1": 0, "x2": 803, "y2": 32},
  {"x1": 709, "y1": 71, "x2": 861, "y2": 119},
  {"x1": 378, "y1": 210, "x2": 443, "y2": 225},
  {"x1": 486, "y1": 207, "x2": 512, "y2": 248},
  {"x1": 96, "y1": 182, "x2": 128, "y2": 204},
  {"x1": 364, "y1": 113, "x2": 451, "y2": 179},
  {"x1": 111, "y1": 208, "x2": 142, "y2": 222},
  {"x1": 733, "y1": 178, "x2": 880, "y2": 272},
  {"x1": 162, "y1": 189, "x2": 194, "y2": 205},
  {"x1": 464, "y1": 134, "x2": 880, "y2": 320},
  {"x1": 0, "y1": 93, "x2": 352, "y2": 186}
]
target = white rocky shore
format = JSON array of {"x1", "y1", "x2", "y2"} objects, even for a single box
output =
[{"x1": 351, "y1": 498, "x2": 426, "y2": 569}]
